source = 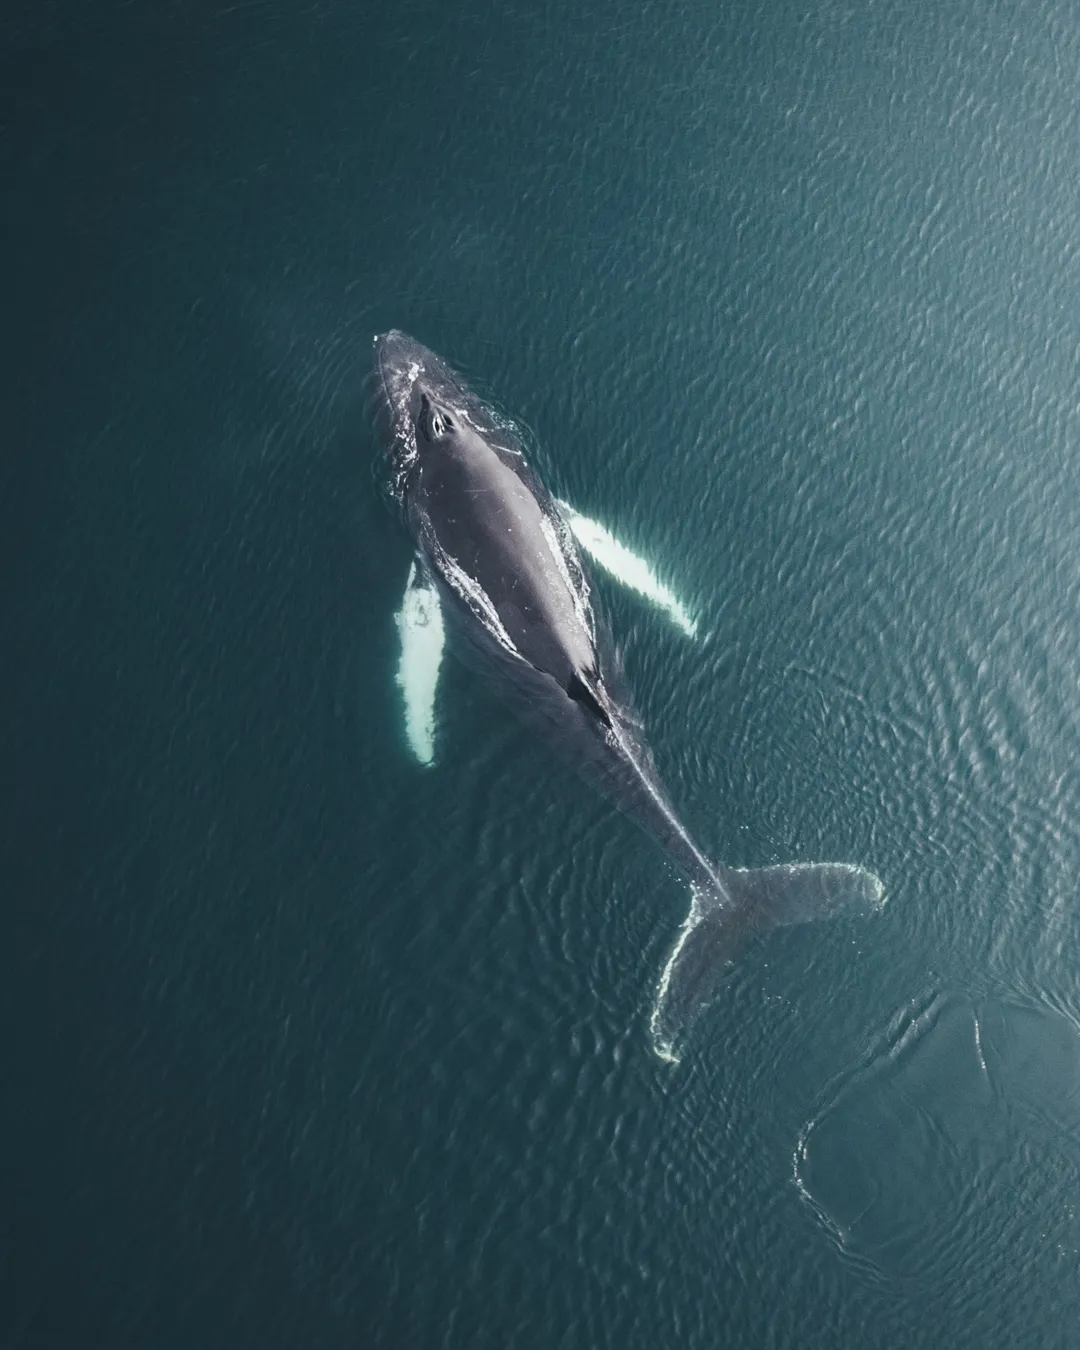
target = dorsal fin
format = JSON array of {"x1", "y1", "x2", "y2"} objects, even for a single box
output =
[{"x1": 566, "y1": 670, "x2": 612, "y2": 727}]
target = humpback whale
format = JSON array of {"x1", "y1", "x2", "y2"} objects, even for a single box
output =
[{"x1": 371, "y1": 330, "x2": 884, "y2": 1060}]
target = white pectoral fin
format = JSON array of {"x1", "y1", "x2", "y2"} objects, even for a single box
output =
[
  {"x1": 556, "y1": 500, "x2": 698, "y2": 638},
  {"x1": 393, "y1": 561, "x2": 445, "y2": 766}
]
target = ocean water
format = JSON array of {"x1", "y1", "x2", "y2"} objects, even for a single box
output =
[{"x1": 4, "y1": 1, "x2": 1080, "y2": 1346}]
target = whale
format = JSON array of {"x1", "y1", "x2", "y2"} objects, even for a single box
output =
[{"x1": 370, "y1": 330, "x2": 884, "y2": 1060}]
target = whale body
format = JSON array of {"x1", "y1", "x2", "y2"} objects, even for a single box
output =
[{"x1": 371, "y1": 330, "x2": 883, "y2": 1060}]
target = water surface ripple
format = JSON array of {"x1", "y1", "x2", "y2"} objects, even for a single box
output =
[{"x1": 6, "y1": 0, "x2": 1080, "y2": 1346}]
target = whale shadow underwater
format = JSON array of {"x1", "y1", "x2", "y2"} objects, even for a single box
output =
[{"x1": 369, "y1": 330, "x2": 884, "y2": 1061}]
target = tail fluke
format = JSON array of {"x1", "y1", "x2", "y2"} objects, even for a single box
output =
[{"x1": 650, "y1": 863, "x2": 885, "y2": 1063}]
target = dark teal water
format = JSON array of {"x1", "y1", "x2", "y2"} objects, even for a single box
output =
[{"x1": 5, "y1": 1, "x2": 1080, "y2": 1345}]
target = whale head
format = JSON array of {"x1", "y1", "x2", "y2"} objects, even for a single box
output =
[
  {"x1": 370, "y1": 331, "x2": 523, "y2": 506},
  {"x1": 371, "y1": 331, "x2": 462, "y2": 499}
]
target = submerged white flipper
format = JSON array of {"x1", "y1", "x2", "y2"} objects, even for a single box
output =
[
  {"x1": 555, "y1": 501, "x2": 697, "y2": 638},
  {"x1": 394, "y1": 561, "x2": 445, "y2": 766}
]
